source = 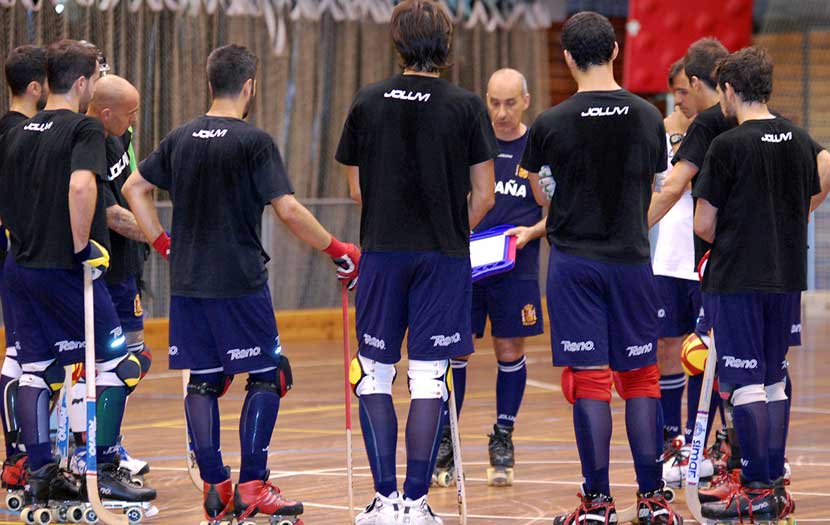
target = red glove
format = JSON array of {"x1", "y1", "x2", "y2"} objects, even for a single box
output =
[
  {"x1": 324, "y1": 237, "x2": 360, "y2": 290},
  {"x1": 153, "y1": 231, "x2": 171, "y2": 260}
]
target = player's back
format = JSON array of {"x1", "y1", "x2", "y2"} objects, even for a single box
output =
[
  {"x1": 140, "y1": 116, "x2": 292, "y2": 298},
  {"x1": 0, "y1": 109, "x2": 108, "y2": 270},
  {"x1": 336, "y1": 74, "x2": 497, "y2": 257},
  {"x1": 523, "y1": 89, "x2": 666, "y2": 264}
]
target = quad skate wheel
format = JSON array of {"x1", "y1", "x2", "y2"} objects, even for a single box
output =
[
  {"x1": 6, "y1": 492, "x2": 24, "y2": 511},
  {"x1": 126, "y1": 506, "x2": 143, "y2": 524},
  {"x1": 22, "y1": 506, "x2": 36, "y2": 525},
  {"x1": 57, "y1": 506, "x2": 68, "y2": 522},
  {"x1": 435, "y1": 470, "x2": 453, "y2": 487},
  {"x1": 486, "y1": 467, "x2": 514, "y2": 487},
  {"x1": 34, "y1": 507, "x2": 52, "y2": 524},
  {"x1": 663, "y1": 487, "x2": 675, "y2": 502},
  {"x1": 68, "y1": 505, "x2": 85, "y2": 523},
  {"x1": 84, "y1": 508, "x2": 99, "y2": 523}
]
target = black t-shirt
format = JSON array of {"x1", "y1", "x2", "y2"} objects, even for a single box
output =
[
  {"x1": 103, "y1": 133, "x2": 144, "y2": 285},
  {"x1": 0, "y1": 109, "x2": 109, "y2": 270},
  {"x1": 521, "y1": 89, "x2": 666, "y2": 264},
  {"x1": 692, "y1": 118, "x2": 820, "y2": 293},
  {"x1": 674, "y1": 103, "x2": 738, "y2": 264},
  {"x1": 0, "y1": 111, "x2": 29, "y2": 262},
  {"x1": 139, "y1": 116, "x2": 293, "y2": 298},
  {"x1": 335, "y1": 74, "x2": 499, "y2": 257}
]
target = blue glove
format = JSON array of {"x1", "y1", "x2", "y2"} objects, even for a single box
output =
[{"x1": 74, "y1": 239, "x2": 110, "y2": 280}]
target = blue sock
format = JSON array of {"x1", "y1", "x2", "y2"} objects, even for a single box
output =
[
  {"x1": 733, "y1": 400, "x2": 770, "y2": 483},
  {"x1": 359, "y1": 393, "x2": 398, "y2": 497},
  {"x1": 573, "y1": 399, "x2": 612, "y2": 495},
  {"x1": 768, "y1": 399, "x2": 787, "y2": 480},
  {"x1": 0, "y1": 374, "x2": 19, "y2": 457},
  {"x1": 496, "y1": 356, "x2": 526, "y2": 428},
  {"x1": 17, "y1": 385, "x2": 51, "y2": 470},
  {"x1": 685, "y1": 373, "x2": 719, "y2": 445},
  {"x1": 659, "y1": 373, "x2": 685, "y2": 437},
  {"x1": 450, "y1": 359, "x2": 467, "y2": 417},
  {"x1": 239, "y1": 371, "x2": 281, "y2": 483},
  {"x1": 626, "y1": 397, "x2": 663, "y2": 493},
  {"x1": 185, "y1": 372, "x2": 228, "y2": 484},
  {"x1": 404, "y1": 398, "x2": 444, "y2": 501}
]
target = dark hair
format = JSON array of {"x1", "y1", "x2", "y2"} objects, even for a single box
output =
[
  {"x1": 46, "y1": 39, "x2": 98, "y2": 94},
  {"x1": 668, "y1": 59, "x2": 684, "y2": 87},
  {"x1": 4, "y1": 45, "x2": 47, "y2": 96},
  {"x1": 683, "y1": 37, "x2": 728, "y2": 90},
  {"x1": 715, "y1": 46, "x2": 773, "y2": 104},
  {"x1": 561, "y1": 11, "x2": 616, "y2": 70},
  {"x1": 390, "y1": 0, "x2": 453, "y2": 72},
  {"x1": 206, "y1": 44, "x2": 258, "y2": 98}
]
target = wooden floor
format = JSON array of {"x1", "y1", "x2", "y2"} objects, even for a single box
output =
[{"x1": 2, "y1": 322, "x2": 830, "y2": 525}]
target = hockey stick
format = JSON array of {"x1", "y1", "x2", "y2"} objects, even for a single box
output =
[
  {"x1": 84, "y1": 265, "x2": 129, "y2": 525},
  {"x1": 685, "y1": 327, "x2": 718, "y2": 525},
  {"x1": 56, "y1": 367, "x2": 73, "y2": 470},
  {"x1": 447, "y1": 370, "x2": 467, "y2": 525},
  {"x1": 340, "y1": 285, "x2": 355, "y2": 523},
  {"x1": 181, "y1": 370, "x2": 203, "y2": 491}
]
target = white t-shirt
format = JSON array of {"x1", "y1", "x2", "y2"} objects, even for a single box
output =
[{"x1": 653, "y1": 134, "x2": 698, "y2": 281}]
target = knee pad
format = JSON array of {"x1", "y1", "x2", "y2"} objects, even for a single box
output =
[
  {"x1": 764, "y1": 381, "x2": 787, "y2": 403},
  {"x1": 126, "y1": 331, "x2": 152, "y2": 379},
  {"x1": 96, "y1": 326, "x2": 127, "y2": 362},
  {"x1": 96, "y1": 353, "x2": 142, "y2": 393},
  {"x1": 730, "y1": 384, "x2": 766, "y2": 407},
  {"x1": 407, "y1": 359, "x2": 451, "y2": 401},
  {"x1": 246, "y1": 355, "x2": 293, "y2": 398},
  {"x1": 350, "y1": 354, "x2": 396, "y2": 397},
  {"x1": 19, "y1": 359, "x2": 65, "y2": 397},
  {"x1": 134, "y1": 349, "x2": 152, "y2": 380},
  {"x1": 615, "y1": 364, "x2": 661, "y2": 400},
  {"x1": 188, "y1": 371, "x2": 234, "y2": 398},
  {"x1": 562, "y1": 367, "x2": 612, "y2": 404},
  {"x1": 3, "y1": 377, "x2": 19, "y2": 432},
  {"x1": 1, "y1": 348, "x2": 21, "y2": 379}
]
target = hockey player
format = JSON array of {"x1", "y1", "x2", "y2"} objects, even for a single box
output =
[
  {"x1": 693, "y1": 46, "x2": 820, "y2": 523},
  {"x1": 123, "y1": 44, "x2": 359, "y2": 525},
  {"x1": 0, "y1": 45, "x2": 49, "y2": 491},
  {"x1": 521, "y1": 12, "x2": 682, "y2": 524},
  {"x1": 335, "y1": 0, "x2": 497, "y2": 522},
  {"x1": 433, "y1": 68, "x2": 544, "y2": 489},
  {"x1": 0, "y1": 39, "x2": 156, "y2": 509}
]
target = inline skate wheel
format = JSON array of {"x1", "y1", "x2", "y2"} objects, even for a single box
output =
[
  {"x1": 21, "y1": 506, "x2": 36, "y2": 525},
  {"x1": 34, "y1": 507, "x2": 52, "y2": 524},
  {"x1": 68, "y1": 505, "x2": 85, "y2": 523},
  {"x1": 84, "y1": 508, "x2": 99, "y2": 523},
  {"x1": 5, "y1": 492, "x2": 24, "y2": 511},
  {"x1": 126, "y1": 506, "x2": 143, "y2": 524}
]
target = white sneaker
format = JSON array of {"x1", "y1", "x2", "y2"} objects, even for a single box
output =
[
  {"x1": 355, "y1": 492, "x2": 401, "y2": 525},
  {"x1": 117, "y1": 436, "x2": 149, "y2": 476},
  {"x1": 662, "y1": 444, "x2": 714, "y2": 487},
  {"x1": 400, "y1": 495, "x2": 443, "y2": 525}
]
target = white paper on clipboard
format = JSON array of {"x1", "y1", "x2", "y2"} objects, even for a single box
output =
[{"x1": 470, "y1": 234, "x2": 507, "y2": 269}]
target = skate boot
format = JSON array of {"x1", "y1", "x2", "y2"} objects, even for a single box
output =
[
  {"x1": 82, "y1": 461, "x2": 157, "y2": 524},
  {"x1": 701, "y1": 478, "x2": 779, "y2": 523},
  {"x1": 202, "y1": 477, "x2": 234, "y2": 525},
  {"x1": 118, "y1": 435, "x2": 150, "y2": 476},
  {"x1": 773, "y1": 476, "x2": 796, "y2": 520},
  {"x1": 662, "y1": 441, "x2": 714, "y2": 488},
  {"x1": 636, "y1": 483, "x2": 683, "y2": 524},
  {"x1": 486, "y1": 424, "x2": 514, "y2": 487},
  {"x1": 400, "y1": 495, "x2": 442, "y2": 525},
  {"x1": 47, "y1": 468, "x2": 87, "y2": 525},
  {"x1": 355, "y1": 491, "x2": 401, "y2": 525},
  {"x1": 2, "y1": 452, "x2": 28, "y2": 512},
  {"x1": 705, "y1": 428, "x2": 730, "y2": 470},
  {"x1": 699, "y1": 469, "x2": 741, "y2": 503},
  {"x1": 553, "y1": 487, "x2": 618, "y2": 525},
  {"x1": 20, "y1": 462, "x2": 76, "y2": 525},
  {"x1": 234, "y1": 472, "x2": 304, "y2": 524},
  {"x1": 431, "y1": 425, "x2": 454, "y2": 487}
]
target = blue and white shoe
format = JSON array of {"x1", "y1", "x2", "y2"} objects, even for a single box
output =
[{"x1": 118, "y1": 436, "x2": 149, "y2": 476}]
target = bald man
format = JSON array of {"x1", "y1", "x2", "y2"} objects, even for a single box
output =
[
  {"x1": 433, "y1": 68, "x2": 546, "y2": 488},
  {"x1": 69, "y1": 75, "x2": 155, "y2": 482}
]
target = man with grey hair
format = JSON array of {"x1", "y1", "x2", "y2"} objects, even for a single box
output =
[{"x1": 432, "y1": 68, "x2": 546, "y2": 488}]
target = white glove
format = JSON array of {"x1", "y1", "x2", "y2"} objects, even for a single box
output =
[{"x1": 538, "y1": 165, "x2": 555, "y2": 200}]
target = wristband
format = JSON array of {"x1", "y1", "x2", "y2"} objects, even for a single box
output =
[
  {"x1": 152, "y1": 231, "x2": 171, "y2": 260},
  {"x1": 323, "y1": 236, "x2": 348, "y2": 257}
]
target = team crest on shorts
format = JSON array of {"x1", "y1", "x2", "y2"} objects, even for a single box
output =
[
  {"x1": 521, "y1": 304, "x2": 537, "y2": 326},
  {"x1": 133, "y1": 294, "x2": 143, "y2": 317}
]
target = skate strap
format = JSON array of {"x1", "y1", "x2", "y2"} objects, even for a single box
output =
[
  {"x1": 637, "y1": 495, "x2": 679, "y2": 525},
  {"x1": 724, "y1": 486, "x2": 775, "y2": 522},
  {"x1": 237, "y1": 482, "x2": 288, "y2": 520},
  {"x1": 566, "y1": 493, "x2": 615, "y2": 524}
]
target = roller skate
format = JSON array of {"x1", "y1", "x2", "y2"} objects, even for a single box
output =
[
  {"x1": 2, "y1": 452, "x2": 28, "y2": 512},
  {"x1": 701, "y1": 477, "x2": 780, "y2": 524},
  {"x1": 199, "y1": 477, "x2": 233, "y2": 525},
  {"x1": 661, "y1": 436, "x2": 714, "y2": 488},
  {"x1": 20, "y1": 461, "x2": 83, "y2": 525},
  {"x1": 79, "y1": 462, "x2": 156, "y2": 524},
  {"x1": 431, "y1": 426, "x2": 454, "y2": 487},
  {"x1": 700, "y1": 469, "x2": 741, "y2": 503},
  {"x1": 233, "y1": 472, "x2": 304, "y2": 524},
  {"x1": 355, "y1": 491, "x2": 401, "y2": 525},
  {"x1": 773, "y1": 477, "x2": 796, "y2": 522},
  {"x1": 552, "y1": 487, "x2": 617, "y2": 525},
  {"x1": 400, "y1": 495, "x2": 442, "y2": 525},
  {"x1": 486, "y1": 423, "x2": 514, "y2": 487},
  {"x1": 72, "y1": 448, "x2": 143, "y2": 489},
  {"x1": 635, "y1": 482, "x2": 683, "y2": 524}
]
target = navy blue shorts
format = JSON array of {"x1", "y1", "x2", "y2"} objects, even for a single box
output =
[
  {"x1": 710, "y1": 292, "x2": 790, "y2": 386},
  {"x1": 106, "y1": 276, "x2": 144, "y2": 333},
  {"x1": 168, "y1": 285, "x2": 282, "y2": 375},
  {"x1": 655, "y1": 276, "x2": 701, "y2": 338},
  {"x1": 695, "y1": 293, "x2": 714, "y2": 335},
  {"x1": 355, "y1": 251, "x2": 473, "y2": 364},
  {"x1": 471, "y1": 273, "x2": 543, "y2": 339},
  {"x1": 4, "y1": 257, "x2": 125, "y2": 366},
  {"x1": 546, "y1": 247, "x2": 659, "y2": 371},
  {"x1": 0, "y1": 257, "x2": 17, "y2": 349},
  {"x1": 788, "y1": 292, "x2": 801, "y2": 347}
]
